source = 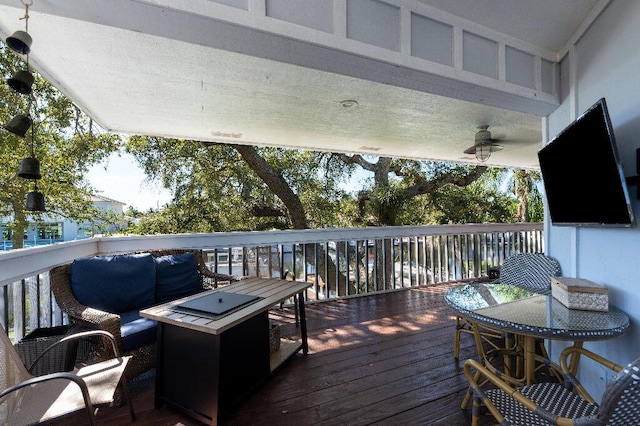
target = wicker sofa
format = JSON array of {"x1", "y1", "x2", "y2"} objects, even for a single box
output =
[{"x1": 50, "y1": 249, "x2": 241, "y2": 380}]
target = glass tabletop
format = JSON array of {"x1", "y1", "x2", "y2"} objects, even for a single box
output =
[{"x1": 445, "y1": 283, "x2": 630, "y2": 340}]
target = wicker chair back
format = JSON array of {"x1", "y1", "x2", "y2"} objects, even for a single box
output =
[
  {"x1": 598, "y1": 357, "x2": 640, "y2": 424},
  {"x1": 496, "y1": 253, "x2": 561, "y2": 293}
]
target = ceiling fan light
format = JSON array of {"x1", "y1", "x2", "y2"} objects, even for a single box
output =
[
  {"x1": 464, "y1": 143, "x2": 502, "y2": 162},
  {"x1": 475, "y1": 144, "x2": 492, "y2": 162}
]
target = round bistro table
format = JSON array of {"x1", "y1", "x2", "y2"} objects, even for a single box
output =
[{"x1": 445, "y1": 282, "x2": 630, "y2": 385}]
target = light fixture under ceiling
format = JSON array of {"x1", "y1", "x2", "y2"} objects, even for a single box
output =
[
  {"x1": 463, "y1": 125, "x2": 503, "y2": 162},
  {"x1": 339, "y1": 99, "x2": 358, "y2": 109}
]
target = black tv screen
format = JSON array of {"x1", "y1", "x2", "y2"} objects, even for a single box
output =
[{"x1": 538, "y1": 98, "x2": 636, "y2": 227}]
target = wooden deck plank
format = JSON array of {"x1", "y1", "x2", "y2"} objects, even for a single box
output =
[{"x1": 52, "y1": 282, "x2": 497, "y2": 426}]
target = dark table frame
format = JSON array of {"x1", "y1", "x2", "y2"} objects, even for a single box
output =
[{"x1": 141, "y1": 277, "x2": 311, "y2": 425}]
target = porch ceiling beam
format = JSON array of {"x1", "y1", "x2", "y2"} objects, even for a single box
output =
[{"x1": 0, "y1": 0, "x2": 558, "y2": 117}]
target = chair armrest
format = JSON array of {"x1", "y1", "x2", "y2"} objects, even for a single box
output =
[
  {"x1": 54, "y1": 301, "x2": 122, "y2": 359},
  {"x1": 186, "y1": 249, "x2": 247, "y2": 286},
  {"x1": 63, "y1": 307, "x2": 122, "y2": 352},
  {"x1": 198, "y1": 262, "x2": 248, "y2": 288},
  {"x1": 463, "y1": 359, "x2": 570, "y2": 425},
  {"x1": 198, "y1": 267, "x2": 245, "y2": 283},
  {"x1": 0, "y1": 371, "x2": 94, "y2": 414},
  {"x1": 71, "y1": 307, "x2": 121, "y2": 332},
  {"x1": 464, "y1": 358, "x2": 525, "y2": 424},
  {"x1": 560, "y1": 346, "x2": 623, "y2": 375},
  {"x1": 559, "y1": 346, "x2": 623, "y2": 404},
  {"x1": 57, "y1": 329, "x2": 121, "y2": 356},
  {"x1": 27, "y1": 330, "x2": 122, "y2": 372}
]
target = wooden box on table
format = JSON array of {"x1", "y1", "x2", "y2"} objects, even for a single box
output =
[{"x1": 551, "y1": 276, "x2": 608, "y2": 312}]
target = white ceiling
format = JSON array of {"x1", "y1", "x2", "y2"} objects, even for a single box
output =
[{"x1": 0, "y1": 0, "x2": 606, "y2": 170}]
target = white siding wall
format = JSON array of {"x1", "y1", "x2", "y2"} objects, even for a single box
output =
[{"x1": 545, "y1": 0, "x2": 640, "y2": 400}]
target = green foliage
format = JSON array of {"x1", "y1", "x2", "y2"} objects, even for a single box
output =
[
  {"x1": 125, "y1": 137, "x2": 352, "y2": 233},
  {"x1": 428, "y1": 182, "x2": 514, "y2": 224},
  {"x1": 527, "y1": 189, "x2": 545, "y2": 222},
  {"x1": 125, "y1": 131, "x2": 541, "y2": 233}
]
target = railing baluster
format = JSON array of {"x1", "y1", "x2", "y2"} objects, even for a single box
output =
[
  {"x1": 445, "y1": 235, "x2": 451, "y2": 282},
  {"x1": 0, "y1": 285, "x2": 7, "y2": 331},
  {"x1": 278, "y1": 244, "x2": 285, "y2": 280},
  {"x1": 13, "y1": 281, "x2": 25, "y2": 340},
  {"x1": 343, "y1": 241, "x2": 349, "y2": 296},
  {"x1": 28, "y1": 275, "x2": 39, "y2": 331},
  {"x1": 354, "y1": 241, "x2": 358, "y2": 294},
  {"x1": 416, "y1": 236, "x2": 420, "y2": 285},
  {"x1": 381, "y1": 238, "x2": 387, "y2": 290},
  {"x1": 400, "y1": 237, "x2": 406, "y2": 288}
]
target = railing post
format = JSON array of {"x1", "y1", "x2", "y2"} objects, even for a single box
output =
[{"x1": 0, "y1": 285, "x2": 6, "y2": 330}]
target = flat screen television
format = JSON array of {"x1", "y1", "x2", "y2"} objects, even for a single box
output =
[{"x1": 538, "y1": 98, "x2": 636, "y2": 227}]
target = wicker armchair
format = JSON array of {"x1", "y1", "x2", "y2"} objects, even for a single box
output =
[
  {"x1": 454, "y1": 253, "x2": 561, "y2": 360},
  {"x1": 50, "y1": 249, "x2": 243, "y2": 380},
  {"x1": 464, "y1": 346, "x2": 640, "y2": 426},
  {"x1": 0, "y1": 324, "x2": 135, "y2": 425}
]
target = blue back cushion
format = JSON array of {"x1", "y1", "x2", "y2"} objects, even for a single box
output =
[
  {"x1": 154, "y1": 253, "x2": 203, "y2": 304},
  {"x1": 70, "y1": 253, "x2": 156, "y2": 314}
]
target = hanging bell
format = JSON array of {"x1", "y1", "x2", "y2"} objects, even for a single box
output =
[
  {"x1": 17, "y1": 157, "x2": 41, "y2": 180},
  {"x1": 7, "y1": 69, "x2": 34, "y2": 94},
  {"x1": 4, "y1": 114, "x2": 32, "y2": 137},
  {"x1": 6, "y1": 30, "x2": 32, "y2": 55},
  {"x1": 24, "y1": 189, "x2": 45, "y2": 212}
]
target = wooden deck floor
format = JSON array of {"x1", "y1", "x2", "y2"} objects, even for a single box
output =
[{"x1": 53, "y1": 282, "x2": 498, "y2": 426}]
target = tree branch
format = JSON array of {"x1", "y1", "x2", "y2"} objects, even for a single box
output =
[
  {"x1": 334, "y1": 153, "x2": 377, "y2": 171},
  {"x1": 233, "y1": 144, "x2": 309, "y2": 229},
  {"x1": 251, "y1": 206, "x2": 285, "y2": 217},
  {"x1": 399, "y1": 166, "x2": 488, "y2": 199}
]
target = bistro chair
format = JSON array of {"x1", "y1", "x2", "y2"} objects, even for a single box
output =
[
  {"x1": 453, "y1": 253, "x2": 561, "y2": 360},
  {"x1": 0, "y1": 324, "x2": 135, "y2": 425},
  {"x1": 464, "y1": 346, "x2": 640, "y2": 426}
]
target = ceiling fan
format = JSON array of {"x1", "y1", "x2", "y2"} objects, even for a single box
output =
[{"x1": 463, "y1": 125, "x2": 504, "y2": 162}]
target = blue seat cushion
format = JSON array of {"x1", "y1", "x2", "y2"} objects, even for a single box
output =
[
  {"x1": 70, "y1": 253, "x2": 156, "y2": 314},
  {"x1": 120, "y1": 310, "x2": 157, "y2": 353},
  {"x1": 154, "y1": 253, "x2": 204, "y2": 304}
]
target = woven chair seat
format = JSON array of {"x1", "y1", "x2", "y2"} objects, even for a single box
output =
[
  {"x1": 465, "y1": 347, "x2": 640, "y2": 426},
  {"x1": 486, "y1": 383, "x2": 599, "y2": 425}
]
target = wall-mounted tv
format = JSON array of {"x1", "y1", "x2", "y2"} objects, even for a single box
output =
[{"x1": 538, "y1": 98, "x2": 636, "y2": 227}]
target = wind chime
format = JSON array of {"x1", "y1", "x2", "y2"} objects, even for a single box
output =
[{"x1": 3, "y1": 0, "x2": 45, "y2": 212}]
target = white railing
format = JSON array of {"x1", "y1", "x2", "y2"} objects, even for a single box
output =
[{"x1": 0, "y1": 223, "x2": 543, "y2": 341}]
